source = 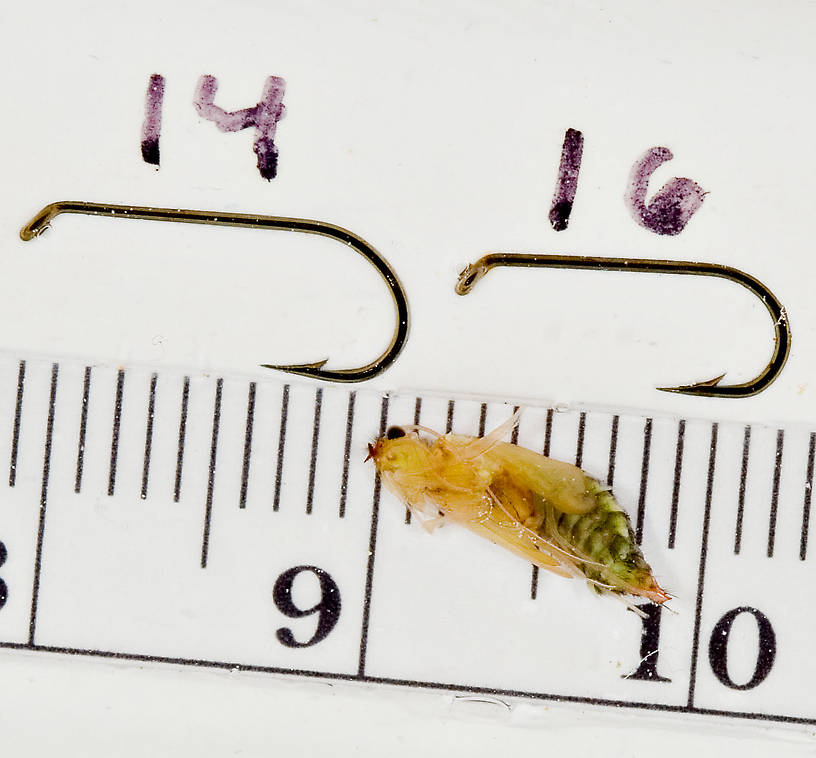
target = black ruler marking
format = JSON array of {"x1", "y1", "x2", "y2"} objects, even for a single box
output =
[
  {"x1": 140, "y1": 373, "x2": 158, "y2": 500},
  {"x1": 800, "y1": 432, "x2": 816, "y2": 561},
  {"x1": 532, "y1": 410, "x2": 587, "y2": 601},
  {"x1": 667, "y1": 419, "x2": 686, "y2": 549},
  {"x1": 767, "y1": 429, "x2": 784, "y2": 558},
  {"x1": 445, "y1": 400, "x2": 455, "y2": 434},
  {"x1": 635, "y1": 418, "x2": 653, "y2": 545},
  {"x1": 607, "y1": 414, "x2": 619, "y2": 487},
  {"x1": 200, "y1": 378, "x2": 223, "y2": 569},
  {"x1": 734, "y1": 426, "x2": 751, "y2": 555},
  {"x1": 173, "y1": 376, "x2": 190, "y2": 503},
  {"x1": 107, "y1": 369, "x2": 125, "y2": 497},
  {"x1": 543, "y1": 409, "x2": 553, "y2": 457},
  {"x1": 239, "y1": 382, "x2": 257, "y2": 510},
  {"x1": 7, "y1": 367, "x2": 815, "y2": 725},
  {"x1": 413, "y1": 398, "x2": 423, "y2": 429},
  {"x1": 478, "y1": 403, "x2": 487, "y2": 438},
  {"x1": 358, "y1": 395, "x2": 389, "y2": 678},
  {"x1": 405, "y1": 397, "x2": 422, "y2": 525},
  {"x1": 532, "y1": 408, "x2": 555, "y2": 600},
  {"x1": 28, "y1": 363, "x2": 59, "y2": 646},
  {"x1": 686, "y1": 422, "x2": 719, "y2": 709},
  {"x1": 74, "y1": 366, "x2": 92, "y2": 494},
  {"x1": 0, "y1": 642, "x2": 816, "y2": 726},
  {"x1": 305, "y1": 388, "x2": 323, "y2": 515},
  {"x1": 574, "y1": 412, "x2": 586, "y2": 469},
  {"x1": 9, "y1": 359, "x2": 25, "y2": 487},
  {"x1": 338, "y1": 391, "x2": 356, "y2": 519},
  {"x1": 1, "y1": 639, "x2": 816, "y2": 728},
  {"x1": 273, "y1": 384, "x2": 290, "y2": 512},
  {"x1": 510, "y1": 405, "x2": 520, "y2": 445}
]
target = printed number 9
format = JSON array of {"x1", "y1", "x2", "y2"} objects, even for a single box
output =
[{"x1": 273, "y1": 566, "x2": 341, "y2": 648}]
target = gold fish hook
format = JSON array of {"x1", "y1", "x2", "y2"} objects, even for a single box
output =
[
  {"x1": 20, "y1": 201, "x2": 409, "y2": 382},
  {"x1": 456, "y1": 253, "x2": 790, "y2": 398}
]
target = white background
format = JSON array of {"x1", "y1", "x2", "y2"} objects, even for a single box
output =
[{"x1": 2, "y1": 0, "x2": 816, "y2": 754}]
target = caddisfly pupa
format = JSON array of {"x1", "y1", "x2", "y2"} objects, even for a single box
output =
[{"x1": 367, "y1": 410, "x2": 669, "y2": 610}]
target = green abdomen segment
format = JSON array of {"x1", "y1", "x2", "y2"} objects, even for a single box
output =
[{"x1": 545, "y1": 482, "x2": 655, "y2": 594}]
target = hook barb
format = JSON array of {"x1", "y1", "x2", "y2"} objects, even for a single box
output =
[
  {"x1": 20, "y1": 201, "x2": 409, "y2": 383},
  {"x1": 455, "y1": 253, "x2": 790, "y2": 398}
]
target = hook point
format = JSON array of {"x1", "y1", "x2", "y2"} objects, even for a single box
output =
[
  {"x1": 656, "y1": 372, "x2": 727, "y2": 396},
  {"x1": 260, "y1": 358, "x2": 329, "y2": 375}
]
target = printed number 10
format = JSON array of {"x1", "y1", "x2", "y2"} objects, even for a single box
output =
[{"x1": 628, "y1": 604, "x2": 776, "y2": 690}]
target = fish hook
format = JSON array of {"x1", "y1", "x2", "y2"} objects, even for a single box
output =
[
  {"x1": 455, "y1": 253, "x2": 790, "y2": 398},
  {"x1": 20, "y1": 201, "x2": 409, "y2": 382}
]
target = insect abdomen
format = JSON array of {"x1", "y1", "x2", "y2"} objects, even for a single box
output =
[{"x1": 553, "y1": 485, "x2": 653, "y2": 593}]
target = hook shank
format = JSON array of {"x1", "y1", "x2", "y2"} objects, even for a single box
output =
[
  {"x1": 21, "y1": 201, "x2": 409, "y2": 383},
  {"x1": 456, "y1": 252, "x2": 790, "y2": 398}
]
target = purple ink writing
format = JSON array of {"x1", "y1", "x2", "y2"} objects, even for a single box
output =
[
  {"x1": 625, "y1": 147, "x2": 705, "y2": 236},
  {"x1": 548, "y1": 128, "x2": 584, "y2": 231},
  {"x1": 141, "y1": 74, "x2": 165, "y2": 167},
  {"x1": 193, "y1": 75, "x2": 286, "y2": 180}
]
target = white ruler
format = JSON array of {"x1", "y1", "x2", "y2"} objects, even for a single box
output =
[{"x1": 0, "y1": 354, "x2": 813, "y2": 729}]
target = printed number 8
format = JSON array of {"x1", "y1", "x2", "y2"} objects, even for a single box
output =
[{"x1": 273, "y1": 566, "x2": 341, "y2": 648}]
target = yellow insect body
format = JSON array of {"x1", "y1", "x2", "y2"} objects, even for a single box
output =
[{"x1": 368, "y1": 413, "x2": 669, "y2": 606}]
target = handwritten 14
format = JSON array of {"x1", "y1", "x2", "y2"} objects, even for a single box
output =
[{"x1": 140, "y1": 75, "x2": 704, "y2": 234}]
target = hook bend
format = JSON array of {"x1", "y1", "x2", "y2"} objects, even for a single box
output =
[
  {"x1": 20, "y1": 201, "x2": 409, "y2": 383},
  {"x1": 456, "y1": 253, "x2": 790, "y2": 398}
]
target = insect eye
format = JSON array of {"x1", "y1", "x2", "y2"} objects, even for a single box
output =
[{"x1": 386, "y1": 426, "x2": 406, "y2": 440}]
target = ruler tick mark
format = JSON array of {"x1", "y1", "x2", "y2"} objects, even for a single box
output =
[
  {"x1": 446, "y1": 400, "x2": 455, "y2": 434},
  {"x1": 358, "y1": 395, "x2": 389, "y2": 678},
  {"x1": 201, "y1": 378, "x2": 223, "y2": 569},
  {"x1": 607, "y1": 414, "x2": 619, "y2": 487},
  {"x1": 543, "y1": 408, "x2": 553, "y2": 457},
  {"x1": 305, "y1": 388, "x2": 323, "y2": 515},
  {"x1": 28, "y1": 362, "x2": 59, "y2": 646},
  {"x1": 510, "y1": 406, "x2": 520, "y2": 445},
  {"x1": 575, "y1": 412, "x2": 586, "y2": 469},
  {"x1": 734, "y1": 426, "x2": 751, "y2": 555},
  {"x1": 173, "y1": 377, "x2": 190, "y2": 503},
  {"x1": 9, "y1": 359, "x2": 25, "y2": 487},
  {"x1": 532, "y1": 409, "x2": 554, "y2": 598},
  {"x1": 569, "y1": 411, "x2": 587, "y2": 597},
  {"x1": 767, "y1": 429, "x2": 784, "y2": 558},
  {"x1": 801, "y1": 433, "x2": 816, "y2": 560},
  {"x1": 239, "y1": 382, "x2": 256, "y2": 509},
  {"x1": 108, "y1": 369, "x2": 125, "y2": 497},
  {"x1": 74, "y1": 366, "x2": 92, "y2": 494},
  {"x1": 687, "y1": 422, "x2": 718, "y2": 709},
  {"x1": 273, "y1": 385, "x2": 290, "y2": 512},
  {"x1": 668, "y1": 420, "x2": 686, "y2": 549},
  {"x1": 141, "y1": 373, "x2": 158, "y2": 500},
  {"x1": 478, "y1": 402, "x2": 487, "y2": 438},
  {"x1": 338, "y1": 391, "x2": 356, "y2": 519},
  {"x1": 405, "y1": 397, "x2": 422, "y2": 524},
  {"x1": 635, "y1": 418, "x2": 653, "y2": 545}
]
